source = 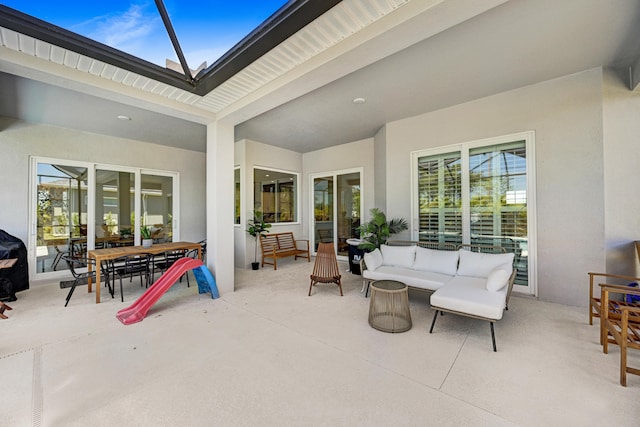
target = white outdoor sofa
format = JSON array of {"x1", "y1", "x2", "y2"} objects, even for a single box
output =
[{"x1": 361, "y1": 241, "x2": 516, "y2": 351}]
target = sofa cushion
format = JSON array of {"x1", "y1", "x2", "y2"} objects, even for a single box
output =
[
  {"x1": 363, "y1": 248, "x2": 383, "y2": 272},
  {"x1": 486, "y1": 268, "x2": 511, "y2": 292},
  {"x1": 456, "y1": 249, "x2": 514, "y2": 279},
  {"x1": 363, "y1": 265, "x2": 452, "y2": 291},
  {"x1": 413, "y1": 246, "x2": 459, "y2": 276},
  {"x1": 380, "y1": 244, "x2": 416, "y2": 268},
  {"x1": 430, "y1": 275, "x2": 508, "y2": 320}
]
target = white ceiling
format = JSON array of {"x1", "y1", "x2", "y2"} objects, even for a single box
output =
[
  {"x1": 1, "y1": 0, "x2": 639, "y2": 154},
  {"x1": 236, "y1": 0, "x2": 640, "y2": 152}
]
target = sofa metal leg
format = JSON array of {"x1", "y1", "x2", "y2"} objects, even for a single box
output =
[
  {"x1": 429, "y1": 310, "x2": 439, "y2": 333},
  {"x1": 490, "y1": 322, "x2": 497, "y2": 352}
]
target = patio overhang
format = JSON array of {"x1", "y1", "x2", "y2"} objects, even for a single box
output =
[{"x1": 0, "y1": 1, "x2": 342, "y2": 96}]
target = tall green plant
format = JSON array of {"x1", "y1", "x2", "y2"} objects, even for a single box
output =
[
  {"x1": 246, "y1": 210, "x2": 272, "y2": 263},
  {"x1": 357, "y1": 208, "x2": 408, "y2": 251}
]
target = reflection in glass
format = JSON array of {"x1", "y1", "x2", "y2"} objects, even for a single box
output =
[
  {"x1": 254, "y1": 168, "x2": 297, "y2": 223},
  {"x1": 234, "y1": 168, "x2": 241, "y2": 225},
  {"x1": 141, "y1": 174, "x2": 173, "y2": 243},
  {"x1": 469, "y1": 142, "x2": 528, "y2": 286},
  {"x1": 36, "y1": 163, "x2": 88, "y2": 273},
  {"x1": 336, "y1": 173, "x2": 360, "y2": 257},
  {"x1": 313, "y1": 173, "x2": 361, "y2": 255},
  {"x1": 95, "y1": 169, "x2": 136, "y2": 248},
  {"x1": 313, "y1": 177, "x2": 333, "y2": 252}
]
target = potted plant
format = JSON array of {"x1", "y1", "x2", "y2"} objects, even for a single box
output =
[
  {"x1": 120, "y1": 227, "x2": 133, "y2": 238},
  {"x1": 246, "y1": 210, "x2": 271, "y2": 270},
  {"x1": 357, "y1": 208, "x2": 408, "y2": 252},
  {"x1": 141, "y1": 225, "x2": 153, "y2": 248}
]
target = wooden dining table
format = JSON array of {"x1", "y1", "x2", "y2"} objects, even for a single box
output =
[{"x1": 87, "y1": 241, "x2": 203, "y2": 303}]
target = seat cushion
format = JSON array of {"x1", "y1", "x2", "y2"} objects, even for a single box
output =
[
  {"x1": 456, "y1": 249, "x2": 514, "y2": 279},
  {"x1": 363, "y1": 265, "x2": 452, "y2": 291},
  {"x1": 363, "y1": 248, "x2": 383, "y2": 272},
  {"x1": 430, "y1": 276, "x2": 507, "y2": 320},
  {"x1": 486, "y1": 268, "x2": 511, "y2": 292},
  {"x1": 380, "y1": 244, "x2": 416, "y2": 268},
  {"x1": 413, "y1": 246, "x2": 459, "y2": 276}
]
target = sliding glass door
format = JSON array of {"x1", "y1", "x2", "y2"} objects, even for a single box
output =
[
  {"x1": 95, "y1": 168, "x2": 135, "y2": 247},
  {"x1": 311, "y1": 169, "x2": 362, "y2": 258},
  {"x1": 31, "y1": 158, "x2": 179, "y2": 278},
  {"x1": 140, "y1": 173, "x2": 175, "y2": 243},
  {"x1": 413, "y1": 132, "x2": 535, "y2": 294},
  {"x1": 35, "y1": 162, "x2": 88, "y2": 273}
]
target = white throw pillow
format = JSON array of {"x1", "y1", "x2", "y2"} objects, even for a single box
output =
[
  {"x1": 380, "y1": 244, "x2": 416, "y2": 268},
  {"x1": 363, "y1": 248, "x2": 383, "y2": 272},
  {"x1": 486, "y1": 268, "x2": 511, "y2": 292},
  {"x1": 413, "y1": 246, "x2": 459, "y2": 276},
  {"x1": 456, "y1": 249, "x2": 514, "y2": 278}
]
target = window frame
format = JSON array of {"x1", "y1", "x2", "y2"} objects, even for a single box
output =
[{"x1": 252, "y1": 166, "x2": 300, "y2": 225}]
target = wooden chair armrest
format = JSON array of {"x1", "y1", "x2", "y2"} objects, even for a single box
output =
[
  {"x1": 588, "y1": 272, "x2": 640, "y2": 282},
  {"x1": 599, "y1": 283, "x2": 640, "y2": 296},
  {"x1": 620, "y1": 305, "x2": 640, "y2": 315},
  {"x1": 588, "y1": 272, "x2": 640, "y2": 305}
]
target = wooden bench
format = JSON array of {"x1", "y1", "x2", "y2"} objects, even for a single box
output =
[{"x1": 260, "y1": 232, "x2": 310, "y2": 270}]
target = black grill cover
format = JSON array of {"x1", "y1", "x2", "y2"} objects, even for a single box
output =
[{"x1": 0, "y1": 230, "x2": 29, "y2": 301}]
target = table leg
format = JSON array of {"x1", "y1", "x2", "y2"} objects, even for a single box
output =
[
  {"x1": 95, "y1": 263, "x2": 101, "y2": 304},
  {"x1": 87, "y1": 260, "x2": 93, "y2": 293}
]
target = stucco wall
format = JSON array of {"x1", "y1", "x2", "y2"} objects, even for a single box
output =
[
  {"x1": 602, "y1": 69, "x2": 640, "y2": 277},
  {"x1": 0, "y1": 118, "x2": 206, "y2": 280},
  {"x1": 382, "y1": 68, "x2": 606, "y2": 306}
]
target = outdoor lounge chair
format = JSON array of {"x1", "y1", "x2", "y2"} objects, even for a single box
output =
[{"x1": 309, "y1": 242, "x2": 342, "y2": 296}]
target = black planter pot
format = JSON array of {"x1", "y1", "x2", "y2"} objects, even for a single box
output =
[{"x1": 251, "y1": 262, "x2": 260, "y2": 270}]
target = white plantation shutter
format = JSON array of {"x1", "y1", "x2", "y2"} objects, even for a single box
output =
[{"x1": 417, "y1": 152, "x2": 462, "y2": 245}]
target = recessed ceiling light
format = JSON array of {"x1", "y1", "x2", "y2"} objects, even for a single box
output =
[
  {"x1": 353, "y1": 97, "x2": 366, "y2": 104},
  {"x1": 117, "y1": 115, "x2": 131, "y2": 121}
]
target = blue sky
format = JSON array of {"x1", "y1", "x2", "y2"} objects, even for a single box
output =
[{"x1": 2, "y1": 1, "x2": 287, "y2": 68}]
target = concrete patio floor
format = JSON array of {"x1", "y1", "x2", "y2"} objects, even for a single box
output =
[{"x1": 1, "y1": 258, "x2": 638, "y2": 426}]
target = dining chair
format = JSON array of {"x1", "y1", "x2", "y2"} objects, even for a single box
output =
[
  {"x1": 62, "y1": 255, "x2": 113, "y2": 307},
  {"x1": 152, "y1": 249, "x2": 189, "y2": 286},
  {"x1": 107, "y1": 254, "x2": 152, "y2": 302}
]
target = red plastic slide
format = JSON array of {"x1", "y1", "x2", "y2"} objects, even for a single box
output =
[{"x1": 116, "y1": 257, "x2": 205, "y2": 325}]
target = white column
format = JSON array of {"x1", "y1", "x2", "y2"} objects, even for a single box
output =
[{"x1": 206, "y1": 120, "x2": 235, "y2": 294}]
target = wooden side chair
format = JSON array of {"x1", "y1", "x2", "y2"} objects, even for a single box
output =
[
  {"x1": 600, "y1": 283, "x2": 640, "y2": 386},
  {"x1": 309, "y1": 242, "x2": 343, "y2": 296},
  {"x1": 588, "y1": 272, "x2": 640, "y2": 322}
]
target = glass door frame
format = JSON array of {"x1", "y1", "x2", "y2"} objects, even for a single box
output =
[
  {"x1": 309, "y1": 167, "x2": 363, "y2": 260},
  {"x1": 93, "y1": 165, "x2": 181, "y2": 247},
  {"x1": 140, "y1": 168, "x2": 181, "y2": 243},
  {"x1": 29, "y1": 156, "x2": 179, "y2": 280},
  {"x1": 410, "y1": 131, "x2": 537, "y2": 296}
]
